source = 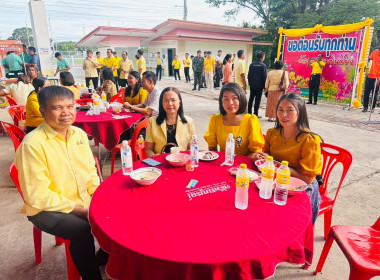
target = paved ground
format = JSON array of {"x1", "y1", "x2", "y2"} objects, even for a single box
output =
[{"x1": 0, "y1": 76, "x2": 379, "y2": 279}]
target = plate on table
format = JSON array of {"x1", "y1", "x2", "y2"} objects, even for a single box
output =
[
  {"x1": 228, "y1": 167, "x2": 260, "y2": 182},
  {"x1": 255, "y1": 159, "x2": 281, "y2": 172},
  {"x1": 199, "y1": 151, "x2": 219, "y2": 161}
]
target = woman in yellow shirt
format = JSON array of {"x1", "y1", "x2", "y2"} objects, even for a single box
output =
[
  {"x1": 97, "y1": 67, "x2": 117, "y2": 101},
  {"x1": 146, "y1": 87, "x2": 195, "y2": 156},
  {"x1": 25, "y1": 76, "x2": 50, "y2": 133},
  {"x1": 60, "y1": 72, "x2": 80, "y2": 99},
  {"x1": 204, "y1": 83, "x2": 265, "y2": 158},
  {"x1": 122, "y1": 71, "x2": 147, "y2": 106},
  {"x1": 257, "y1": 93, "x2": 322, "y2": 225}
]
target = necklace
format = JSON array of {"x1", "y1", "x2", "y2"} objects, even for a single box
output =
[{"x1": 167, "y1": 123, "x2": 177, "y2": 134}]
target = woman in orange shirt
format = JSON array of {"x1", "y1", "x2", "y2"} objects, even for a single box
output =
[{"x1": 222, "y1": 54, "x2": 233, "y2": 85}]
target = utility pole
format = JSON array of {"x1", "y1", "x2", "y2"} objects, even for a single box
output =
[
  {"x1": 184, "y1": 0, "x2": 188, "y2": 20},
  {"x1": 26, "y1": 24, "x2": 30, "y2": 46}
]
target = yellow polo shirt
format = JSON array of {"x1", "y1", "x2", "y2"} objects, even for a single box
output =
[
  {"x1": 204, "y1": 57, "x2": 216, "y2": 73},
  {"x1": 184, "y1": 58, "x2": 191, "y2": 68},
  {"x1": 83, "y1": 57, "x2": 98, "y2": 77},
  {"x1": 172, "y1": 60, "x2": 181, "y2": 69},
  {"x1": 157, "y1": 58, "x2": 161, "y2": 66},
  {"x1": 311, "y1": 61, "x2": 326, "y2": 74},
  {"x1": 97, "y1": 57, "x2": 104, "y2": 69},
  {"x1": 15, "y1": 121, "x2": 100, "y2": 216},
  {"x1": 25, "y1": 91, "x2": 43, "y2": 127},
  {"x1": 138, "y1": 56, "x2": 146, "y2": 73},
  {"x1": 119, "y1": 59, "x2": 134, "y2": 79},
  {"x1": 103, "y1": 57, "x2": 118, "y2": 77},
  {"x1": 114, "y1": 56, "x2": 122, "y2": 69}
]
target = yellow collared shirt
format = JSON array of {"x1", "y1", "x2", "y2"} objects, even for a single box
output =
[
  {"x1": 138, "y1": 56, "x2": 147, "y2": 73},
  {"x1": 311, "y1": 61, "x2": 325, "y2": 74},
  {"x1": 184, "y1": 57, "x2": 191, "y2": 67},
  {"x1": 15, "y1": 121, "x2": 100, "y2": 216},
  {"x1": 119, "y1": 59, "x2": 134, "y2": 79},
  {"x1": 172, "y1": 60, "x2": 181, "y2": 69},
  {"x1": 97, "y1": 57, "x2": 104, "y2": 69},
  {"x1": 103, "y1": 57, "x2": 118, "y2": 77},
  {"x1": 25, "y1": 91, "x2": 43, "y2": 127}
]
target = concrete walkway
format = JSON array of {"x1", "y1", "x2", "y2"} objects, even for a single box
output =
[{"x1": 0, "y1": 78, "x2": 379, "y2": 279}]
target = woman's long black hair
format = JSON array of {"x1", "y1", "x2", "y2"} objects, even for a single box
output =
[
  {"x1": 124, "y1": 71, "x2": 141, "y2": 98},
  {"x1": 274, "y1": 93, "x2": 323, "y2": 142},
  {"x1": 156, "y1": 87, "x2": 188, "y2": 125},
  {"x1": 28, "y1": 76, "x2": 47, "y2": 97},
  {"x1": 101, "y1": 67, "x2": 115, "y2": 83}
]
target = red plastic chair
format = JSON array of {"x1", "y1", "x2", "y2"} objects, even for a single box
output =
[
  {"x1": 2, "y1": 121, "x2": 26, "y2": 152},
  {"x1": 6, "y1": 95, "x2": 18, "y2": 106},
  {"x1": 118, "y1": 87, "x2": 125, "y2": 94},
  {"x1": 0, "y1": 121, "x2": 6, "y2": 136},
  {"x1": 111, "y1": 117, "x2": 149, "y2": 174},
  {"x1": 110, "y1": 91, "x2": 124, "y2": 103},
  {"x1": 9, "y1": 163, "x2": 80, "y2": 280},
  {"x1": 75, "y1": 98, "x2": 93, "y2": 106},
  {"x1": 318, "y1": 143, "x2": 353, "y2": 239},
  {"x1": 94, "y1": 155, "x2": 103, "y2": 183},
  {"x1": 8, "y1": 105, "x2": 26, "y2": 127},
  {"x1": 315, "y1": 217, "x2": 380, "y2": 280}
]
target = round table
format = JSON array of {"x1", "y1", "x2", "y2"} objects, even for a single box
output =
[
  {"x1": 89, "y1": 152, "x2": 314, "y2": 280},
  {"x1": 73, "y1": 108, "x2": 144, "y2": 151}
]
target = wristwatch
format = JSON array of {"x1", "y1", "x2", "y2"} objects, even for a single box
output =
[{"x1": 130, "y1": 105, "x2": 133, "y2": 110}]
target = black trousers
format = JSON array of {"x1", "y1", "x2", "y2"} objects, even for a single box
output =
[
  {"x1": 119, "y1": 79, "x2": 128, "y2": 88},
  {"x1": 202, "y1": 75, "x2": 206, "y2": 87},
  {"x1": 114, "y1": 75, "x2": 119, "y2": 90},
  {"x1": 248, "y1": 88, "x2": 264, "y2": 116},
  {"x1": 215, "y1": 67, "x2": 222, "y2": 88},
  {"x1": 97, "y1": 68, "x2": 103, "y2": 86},
  {"x1": 156, "y1": 65, "x2": 162, "y2": 81},
  {"x1": 28, "y1": 211, "x2": 102, "y2": 280},
  {"x1": 174, "y1": 69, "x2": 181, "y2": 80},
  {"x1": 85, "y1": 77, "x2": 98, "y2": 89},
  {"x1": 184, "y1": 67, "x2": 190, "y2": 82},
  {"x1": 363, "y1": 77, "x2": 380, "y2": 109},
  {"x1": 309, "y1": 74, "x2": 321, "y2": 103}
]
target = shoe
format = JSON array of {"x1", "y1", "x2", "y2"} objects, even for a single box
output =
[
  {"x1": 313, "y1": 102, "x2": 317, "y2": 105},
  {"x1": 255, "y1": 115, "x2": 262, "y2": 119},
  {"x1": 306, "y1": 102, "x2": 312, "y2": 104},
  {"x1": 198, "y1": 88, "x2": 201, "y2": 91},
  {"x1": 95, "y1": 248, "x2": 109, "y2": 266},
  {"x1": 362, "y1": 108, "x2": 368, "y2": 112},
  {"x1": 192, "y1": 87, "x2": 196, "y2": 91}
]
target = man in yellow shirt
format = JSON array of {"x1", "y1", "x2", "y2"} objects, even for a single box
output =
[
  {"x1": 103, "y1": 49, "x2": 118, "y2": 88},
  {"x1": 234, "y1": 50, "x2": 247, "y2": 91},
  {"x1": 307, "y1": 53, "x2": 325, "y2": 105},
  {"x1": 119, "y1": 51, "x2": 134, "y2": 87},
  {"x1": 156, "y1": 52, "x2": 163, "y2": 81},
  {"x1": 15, "y1": 86, "x2": 103, "y2": 279},
  {"x1": 172, "y1": 55, "x2": 181, "y2": 81},
  {"x1": 183, "y1": 53, "x2": 191, "y2": 83},
  {"x1": 137, "y1": 49, "x2": 146, "y2": 75},
  {"x1": 113, "y1": 51, "x2": 122, "y2": 88},
  {"x1": 204, "y1": 51, "x2": 216, "y2": 92},
  {"x1": 96, "y1": 51, "x2": 104, "y2": 85}
]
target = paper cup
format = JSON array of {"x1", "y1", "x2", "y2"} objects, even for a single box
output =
[{"x1": 170, "y1": 147, "x2": 180, "y2": 154}]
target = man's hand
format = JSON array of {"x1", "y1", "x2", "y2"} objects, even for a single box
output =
[
  {"x1": 123, "y1": 101, "x2": 131, "y2": 110},
  {"x1": 72, "y1": 206, "x2": 89, "y2": 221}
]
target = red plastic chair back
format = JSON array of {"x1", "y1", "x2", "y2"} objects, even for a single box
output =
[
  {"x1": 8, "y1": 105, "x2": 26, "y2": 127},
  {"x1": 75, "y1": 98, "x2": 93, "y2": 106},
  {"x1": 2, "y1": 121, "x2": 26, "y2": 152},
  {"x1": 110, "y1": 91, "x2": 124, "y2": 103},
  {"x1": 9, "y1": 163, "x2": 23, "y2": 200},
  {"x1": 129, "y1": 118, "x2": 149, "y2": 162},
  {"x1": 118, "y1": 87, "x2": 125, "y2": 94},
  {"x1": 373, "y1": 217, "x2": 380, "y2": 230},
  {"x1": 93, "y1": 155, "x2": 103, "y2": 183},
  {"x1": 6, "y1": 96, "x2": 18, "y2": 106},
  {"x1": 319, "y1": 143, "x2": 353, "y2": 199}
]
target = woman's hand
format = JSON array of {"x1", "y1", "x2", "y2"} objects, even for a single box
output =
[
  {"x1": 123, "y1": 102, "x2": 131, "y2": 109},
  {"x1": 145, "y1": 142, "x2": 157, "y2": 158},
  {"x1": 252, "y1": 152, "x2": 268, "y2": 161}
]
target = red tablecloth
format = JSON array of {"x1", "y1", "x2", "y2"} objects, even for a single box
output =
[
  {"x1": 73, "y1": 108, "x2": 144, "y2": 151},
  {"x1": 89, "y1": 153, "x2": 314, "y2": 280}
]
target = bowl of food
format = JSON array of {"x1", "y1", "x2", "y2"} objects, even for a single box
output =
[
  {"x1": 130, "y1": 167, "x2": 162, "y2": 186},
  {"x1": 255, "y1": 159, "x2": 281, "y2": 172},
  {"x1": 166, "y1": 153, "x2": 190, "y2": 167},
  {"x1": 110, "y1": 102, "x2": 123, "y2": 114}
]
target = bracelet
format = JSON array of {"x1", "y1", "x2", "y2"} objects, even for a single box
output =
[{"x1": 130, "y1": 105, "x2": 132, "y2": 110}]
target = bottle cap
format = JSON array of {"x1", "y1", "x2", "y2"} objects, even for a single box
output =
[
  {"x1": 240, "y1": 164, "x2": 247, "y2": 169},
  {"x1": 281, "y1": 160, "x2": 289, "y2": 166},
  {"x1": 122, "y1": 140, "x2": 129, "y2": 146},
  {"x1": 267, "y1": 156, "x2": 273, "y2": 161}
]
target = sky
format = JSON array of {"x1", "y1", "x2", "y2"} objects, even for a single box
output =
[{"x1": 1, "y1": 0, "x2": 261, "y2": 43}]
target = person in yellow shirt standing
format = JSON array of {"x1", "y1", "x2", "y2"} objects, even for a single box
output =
[
  {"x1": 103, "y1": 49, "x2": 118, "y2": 89},
  {"x1": 82, "y1": 50, "x2": 99, "y2": 89},
  {"x1": 204, "y1": 51, "x2": 216, "y2": 92},
  {"x1": 183, "y1": 53, "x2": 191, "y2": 83},
  {"x1": 137, "y1": 49, "x2": 146, "y2": 75},
  {"x1": 234, "y1": 50, "x2": 247, "y2": 91},
  {"x1": 156, "y1": 52, "x2": 163, "y2": 81},
  {"x1": 113, "y1": 51, "x2": 122, "y2": 88},
  {"x1": 118, "y1": 51, "x2": 134, "y2": 88},
  {"x1": 96, "y1": 51, "x2": 104, "y2": 85},
  {"x1": 307, "y1": 53, "x2": 325, "y2": 105},
  {"x1": 15, "y1": 86, "x2": 104, "y2": 279},
  {"x1": 172, "y1": 55, "x2": 181, "y2": 81}
]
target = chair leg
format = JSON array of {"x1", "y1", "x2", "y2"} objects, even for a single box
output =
[
  {"x1": 314, "y1": 229, "x2": 335, "y2": 275},
  {"x1": 55, "y1": 236, "x2": 64, "y2": 246},
  {"x1": 111, "y1": 149, "x2": 116, "y2": 174},
  {"x1": 64, "y1": 240, "x2": 81, "y2": 280},
  {"x1": 33, "y1": 226, "x2": 42, "y2": 265},
  {"x1": 324, "y1": 209, "x2": 333, "y2": 239}
]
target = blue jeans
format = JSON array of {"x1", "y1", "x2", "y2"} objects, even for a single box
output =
[{"x1": 305, "y1": 180, "x2": 321, "y2": 225}]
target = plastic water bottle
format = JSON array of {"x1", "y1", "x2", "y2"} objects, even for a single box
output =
[
  {"x1": 121, "y1": 140, "x2": 133, "y2": 175},
  {"x1": 274, "y1": 161, "x2": 290, "y2": 205},
  {"x1": 89, "y1": 80, "x2": 94, "y2": 92},
  {"x1": 259, "y1": 156, "x2": 275, "y2": 199},
  {"x1": 137, "y1": 135, "x2": 145, "y2": 150},
  {"x1": 190, "y1": 135, "x2": 199, "y2": 167},
  {"x1": 235, "y1": 163, "x2": 250, "y2": 210},
  {"x1": 93, "y1": 96, "x2": 100, "y2": 115},
  {"x1": 101, "y1": 91, "x2": 107, "y2": 104},
  {"x1": 224, "y1": 133, "x2": 235, "y2": 166}
]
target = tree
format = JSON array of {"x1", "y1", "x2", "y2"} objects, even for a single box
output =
[
  {"x1": 55, "y1": 41, "x2": 86, "y2": 52},
  {"x1": 7, "y1": 27, "x2": 34, "y2": 46}
]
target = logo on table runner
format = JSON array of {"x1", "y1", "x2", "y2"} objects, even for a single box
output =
[{"x1": 186, "y1": 182, "x2": 230, "y2": 201}]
